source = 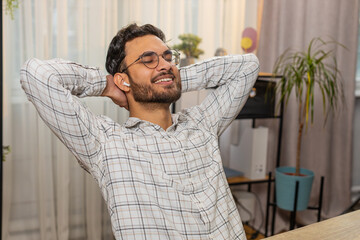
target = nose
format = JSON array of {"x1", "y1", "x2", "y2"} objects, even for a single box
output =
[{"x1": 156, "y1": 56, "x2": 172, "y2": 71}]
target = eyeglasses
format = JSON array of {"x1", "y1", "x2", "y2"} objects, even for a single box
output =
[{"x1": 120, "y1": 49, "x2": 180, "y2": 73}]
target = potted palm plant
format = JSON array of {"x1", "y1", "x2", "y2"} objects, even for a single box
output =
[
  {"x1": 273, "y1": 37, "x2": 344, "y2": 211},
  {"x1": 172, "y1": 33, "x2": 204, "y2": 67}
]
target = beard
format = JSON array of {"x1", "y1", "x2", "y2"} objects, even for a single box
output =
[{"x1": 128, "y1": 71, "x2": 182, "y2": 103}]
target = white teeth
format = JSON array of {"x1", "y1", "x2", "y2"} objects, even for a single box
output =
[{"x1": 155, "y1": 78, "x2": 172, "y2": 83}]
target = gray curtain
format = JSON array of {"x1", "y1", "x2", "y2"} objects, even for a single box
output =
[{"x1": 257, "y1": 0, "x2": 359, "y2": 233}]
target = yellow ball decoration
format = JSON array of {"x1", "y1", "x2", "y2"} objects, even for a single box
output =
[{"x1": 241, "y1": 37, "x2": 253, "y2": 50}]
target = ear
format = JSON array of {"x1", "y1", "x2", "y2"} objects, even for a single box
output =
[{"x1": 114, "y1": 73, "x2": 130, "y2": 92}]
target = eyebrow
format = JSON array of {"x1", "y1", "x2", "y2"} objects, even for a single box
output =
[{"x1": 139, "y1": 48, "x2": 171, "y2": 56}]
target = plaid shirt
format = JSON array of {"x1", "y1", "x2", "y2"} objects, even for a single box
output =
[{"x1": 20, "y1": 54, "x2": 259, "y2": 240}]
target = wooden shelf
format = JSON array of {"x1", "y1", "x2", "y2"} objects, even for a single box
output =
[{"x1": 227, "y1": 175, "x2": 271, "y2": 185}]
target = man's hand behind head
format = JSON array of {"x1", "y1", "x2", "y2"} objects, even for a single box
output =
[{"x1": 102, "y1": 75, "x2": 129, "y2": 110}]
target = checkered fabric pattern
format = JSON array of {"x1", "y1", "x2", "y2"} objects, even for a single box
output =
[{"x1": 20, "y1": 54, "x2": 259, "y2": 240}]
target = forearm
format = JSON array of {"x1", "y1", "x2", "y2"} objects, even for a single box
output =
[
  {"x1": 180, "y1": 54, "x2": 259, "y2": 92},
  {"x1": 20, "y1": 58, "x2": 106, "y2": 98},
  {"x1": 180, "y1": 54, "x2": 260, "y2": 135},
  {"x1": 20, "y1": 58, "x2": 106, "y2": 170}
]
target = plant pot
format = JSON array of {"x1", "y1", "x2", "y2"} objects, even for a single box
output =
[
  {"x1": 180, "y1": 57, "x2": 195, "y2": 67},
  {"x1": 275, "y1": 166, "x2": 314, "y2": 211}
]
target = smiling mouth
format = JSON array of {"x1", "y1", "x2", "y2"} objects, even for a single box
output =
[{"x1": 154, "y1": 78, "x2": 173, "y2": 84}]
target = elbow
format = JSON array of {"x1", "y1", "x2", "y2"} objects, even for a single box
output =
[
  {"x1": 20, "y1": 58, "x2": 38, "y2": 85},
  {"x1": 247, "y1": 53, "x2": 260, "y2": 68},
  {"x1": 240, "y1": 53, "x2": 260, "y2": 72},
  {"x1": 251, "y1": 54, "x2": 260, "y2": 75},
  {"x1": 246, "y1": 54, "x2": 260, "y2": 77},
  {"x1": 20, "y1": 58, "x2": 46, "y2": 93},
  {"x1": 242, "y1": 54, "x2": 260, "y2": 85}
]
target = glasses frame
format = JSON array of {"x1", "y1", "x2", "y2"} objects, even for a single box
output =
[{"x1": 119, "y1": 49, "x2": 180, "y2": 73}]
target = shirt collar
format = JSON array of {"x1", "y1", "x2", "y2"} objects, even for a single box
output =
[
  {"x1": 123, "y1": 117, "x2": 143, "y2": 128},
  {"x1": 124, "y1": 114, "x2": 181, "y2": 131}
]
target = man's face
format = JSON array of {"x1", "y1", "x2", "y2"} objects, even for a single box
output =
[{"x1": 123, "y1": 35, "x2": 181, "y2": 103}]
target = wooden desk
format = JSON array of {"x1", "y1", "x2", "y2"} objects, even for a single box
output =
[
  {"x1": 264, "y1": 210, "x2": 360, "y2": 240},
  {"x1": 227, "y1": 176, "x2": 270, "y2": 185}
]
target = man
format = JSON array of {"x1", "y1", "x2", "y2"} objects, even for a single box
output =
[{"x1": 21, "y1": 23, "x2": 259, "y2": 239}]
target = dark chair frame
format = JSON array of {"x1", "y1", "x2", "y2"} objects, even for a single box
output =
[{"x1": 265, "y1": 172, "x2": 325, "y2": 236}]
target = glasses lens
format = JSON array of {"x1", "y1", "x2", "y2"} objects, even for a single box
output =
[
  {"x1": 163, "y1": 50, "x2": 180, "y2": 66},
  {"x1": 171, "y1": 50, "x2": 180, "y2": 65},
  {"x1": 141, "y1": 52, "x2": 159, "y2": 68},
  {"x1": 140, "y1": 50, "x2": 180, "y2": 69}
]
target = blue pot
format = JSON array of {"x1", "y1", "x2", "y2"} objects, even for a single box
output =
[{"x1": 275, "y1": 166, "x2": 314, "y2": 211}]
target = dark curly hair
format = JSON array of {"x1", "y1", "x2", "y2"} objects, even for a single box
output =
[{"x1": 105, "y1": 23, "x2": 166, "y2": 76}]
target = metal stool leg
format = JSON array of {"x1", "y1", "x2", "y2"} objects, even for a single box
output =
[
  {"x1": 265, "y1": 172, "x2": 272, "y2": 237},
  {"x1": 317, "y1": 176, "x2": 324, "y2": 222},
  {"x1": 271, "y1": 184, "x2": 277, "y2": 236},
  {"x1": 290, "y1": 181, "x2": 299, "y2": 230}
]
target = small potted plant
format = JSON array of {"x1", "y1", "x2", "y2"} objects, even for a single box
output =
[
  {"x1": 3, "y1": 146, "x2": 11, "y2": 162},
  {"x1": 273, "y1": 37, "x2": 344, "y2": 211},
  {"x1": 5, "y1": 0, "x2": 20, "y2": 19},
  {"x1": 172, "y1": 33, "x2": 204, "y2": 67}
]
